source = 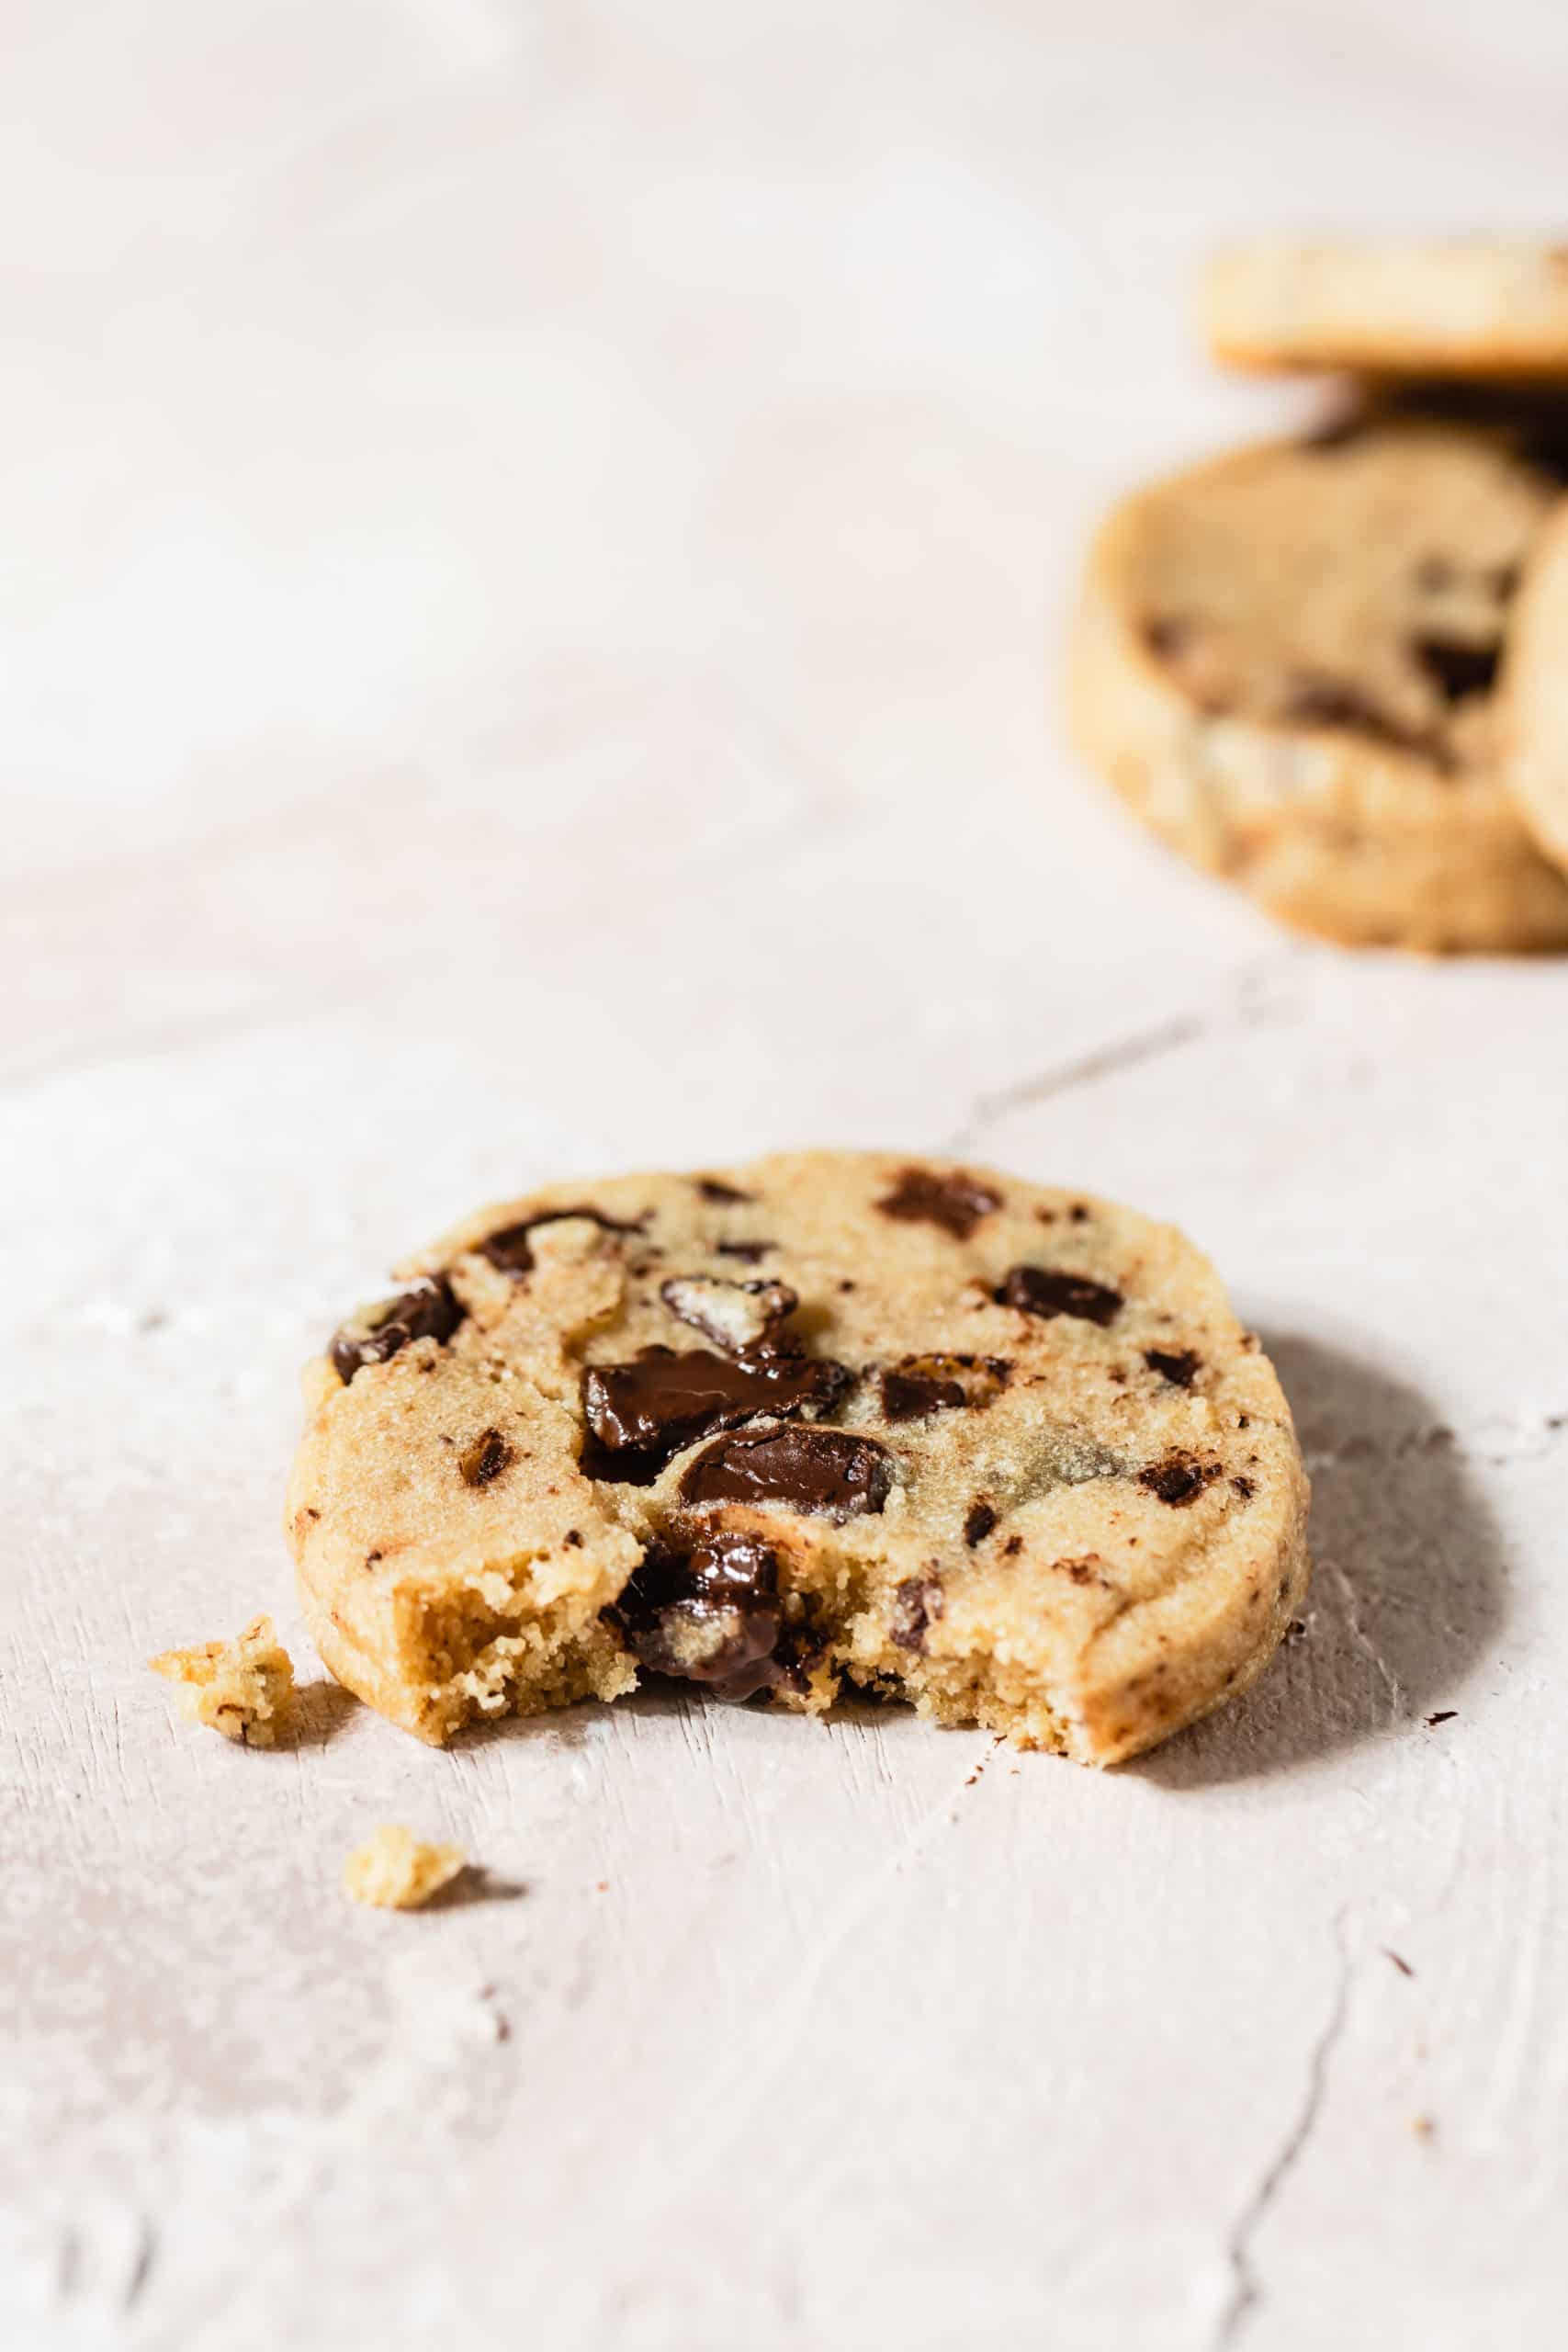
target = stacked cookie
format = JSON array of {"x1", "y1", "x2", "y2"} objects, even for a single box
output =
[{"x1": 1071, "y1": 238, "x2": 1568, "y2": 952}]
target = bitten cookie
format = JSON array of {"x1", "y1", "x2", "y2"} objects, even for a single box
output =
[
  {"x1": 1204, "y1": 238, "x2": 1568, "y2": 379},
  {"x1": 1069, "y1": 414, "x2": 1568, "y2": 951},
  {"x1": 287, "y1": 1153, "x2": 1309, "y2": 1767},
  {"x1": 1502, "y1": 502, "x2": 1568, "y2": 876}
]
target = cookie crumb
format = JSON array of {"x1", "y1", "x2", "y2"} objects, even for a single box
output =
[
  {"x1": 148, "y1": 1615, "x2": 295, "y2": 1747},
  {"x1": 1412, "y1": 2113, "x2": 1435, "y2": 2141},
  {"x1": 343, "y1": 1824, "x2": 467, "y2": 1910}
]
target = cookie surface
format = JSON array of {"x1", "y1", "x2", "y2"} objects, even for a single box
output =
[
  {"x1": 1502, "y1": 502, "x2": 1568, "y2": 876},
  {"x1": 1070, "y1": 416, "x2": 1568, "y2": 952},
  {"x1": 1205, "y1": 239, "x2": 1568, "y2": 379},
  {"x1": 287, "y1": 1153, "x2": 1308, "y2": 1766}
]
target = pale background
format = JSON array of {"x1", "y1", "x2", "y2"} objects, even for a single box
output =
[{"x1": 5, "y1": 4, "x2": 1568, "y2": 2346}]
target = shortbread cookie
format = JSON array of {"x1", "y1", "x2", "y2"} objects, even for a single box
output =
[
  {"x1": 1205, "y1": 239, "x2": 1568, "y2": 379},
  {"x1": 287, "y1": 1154, "x2": 1309, "y2": 1766},
  {"x1": 149, "y1": 1614, "x2": 295, "y2": 1746},
  {"x1": 1070, "y1": 415, "x2": 1568, "y2": 951},
  {"x1": 343, "y1": 1825, "x2": 467, "y2": 1910},
  {"x1": 1502, "y1": 502, "x2": 1568, "y2": 874}
]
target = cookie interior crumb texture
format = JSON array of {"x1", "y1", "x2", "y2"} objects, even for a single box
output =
[
  {"x1": 342, "y1": 1824, "x2": 468, "y2": 1910},
  {"x1": 148, "y1": 1614, "x2": 296, "y2": 1747},
  {"x1": 288, "y1": 1153, "x2": 1310, "y2": 1767},
  {"x1": 1070, "y1": 416, "x2": 1568, "y2": 952}
]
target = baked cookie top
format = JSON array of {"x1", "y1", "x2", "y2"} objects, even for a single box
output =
[
  {"x1": 1070, "y1": 413, "x2": 1568, "y2": 952},
  {"x1": 1204, "y1": 238, "x2": 1568, "y2": 379},
  {"x1": 288, "y1": 1154, "x2": 1308, "y2": 1765}
]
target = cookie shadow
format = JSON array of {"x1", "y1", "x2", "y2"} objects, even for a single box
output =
[
  {"x1": 1134, "y1": 1330, "x2": 1507, "y2": 1789},
  {"x1": 280, "y1": 1679, "x2": 362, "y2": 1750}
]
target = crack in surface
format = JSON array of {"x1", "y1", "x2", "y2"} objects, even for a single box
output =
[
  {"x1": 942, "y1": 954, "x2": 1302, "y2": 1152},
  {"x1": 1214, "y1": 1907, "x2": 1353, "y2": 2346},
  {"x1": 1321, "y1": 1555, "x2": 1404, "y2": 1718}
]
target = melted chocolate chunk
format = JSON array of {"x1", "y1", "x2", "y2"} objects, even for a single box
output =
[
  {"x1": 881, "y1": 1366, "x2": 967, "y2": 1421},
  {"x1": 716, "y1": 1238, "x2": 773, "y2": 1263},
  {"x1": 1301, "y1": 412, "x2": 1368, "y2": 452},
  {"x1": 889, "y1": 1574, "x2": 944, "y2": 1652},
  {"x1": 581, "y1": 1347, "x2": 851, "y2": 1484},
  {"x1": 1143, "y1": 614, "x2": 1194, "y2": 660},
  {"x1": 679, "y1": 1425, "x2": 893, "y2": 1520},
  {"x1": 330, "y1": 1275, "x2": 464, "y2": 1384},
  {"x1": 1281, "y1": 675, "x2": 1432, "y2": 757},
  {"x1": 694, "y1": 1176, "x2": 754, "y2": 1204},
  {"x1": 997, "y1": 1265, "x2": 1122, "y2": 1328},
  {"x1": 1413, "y1": 634, "x2": 1499, "y2": 703},
  {"x1": 611, "y1": 1531, "x2": 784, "y2": 1701},
  {"x1": 964, "y1": 1500, "x2": 998, "y2": 1548},
  {"x1": 479, "y1": 1205, "x2": 642, "y2": 1276},
  {"x1": 458, "y1": 1428, "x2": 513, "y2": 1488},
  {"x1": 1144, "y1": 1347, "x2": 1201, "y2": 1389},
  {"x1": 1138, "y1": 1453, "x2": 1221, "y2": 1507},
  {"x1": 876, "y1": 1165, "x2": 1003, "y2": 1240}
]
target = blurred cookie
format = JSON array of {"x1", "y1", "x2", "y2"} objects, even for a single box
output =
[
  {"x1": 288, "y1": 1152, "x2": 1309, "y2": 1766},
  {"x1": 1205, "y1": 238, "x2": 1568, "y2": 379},
  {"x1": 1504, "y1": 502, "x2": 1568, "y2": 874},
  {"x1": 1069, "y1": 414, "x2": 1568, "y2": 951}
]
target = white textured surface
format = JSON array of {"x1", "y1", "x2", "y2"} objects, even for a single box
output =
[{"x1": 6, "y1": 5, "x2": 1568, "y2": 2346}]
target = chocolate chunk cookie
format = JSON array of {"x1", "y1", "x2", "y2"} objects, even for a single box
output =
[
  {"x1": 1070, "y1": 416, "x2": 1568, "y2": 951},
  {"x1": 1502, "y1": 502, "x2": 1568, "y2": 878},
  {"x1": 1203, "y1": 238, "x2": 1568, "y2": 380},
  {"x1": 288, "y1": 1154, "x2": 1309, "y2": 1765}
]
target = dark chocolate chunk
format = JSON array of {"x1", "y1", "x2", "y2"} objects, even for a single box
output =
[
  {"x1": 1281, "y1": 674, "x2": 1432, "y2": 757},
  {"x1": 679, "y1": 1425, "x2": 893, "y2": 1521},
  {"x1": 581, "y1": 1346, "x2": 851, "y2": 1484},
  {"x1": 997, "y1": 1264, "x2": 1122, "y2": 1328},
  {"x1": 889, "y1": 1574, "x2": 944, "y2": 1652},
  {"x1": 1143, "y1": 614, "x2": 1194, "y2": 660},
  {"x1": 330, "y1": 1274, "x2": 464, "y2": 1384},
  {"x1": 881, "y1": 1366, "x2": 967, "y2": 1421},
  {"x1": 458, "y1": 1428, "x2": 513, "y2": 1488},
  {"x1": 1230, "y1": 1474, "x2": 1256, "y2": 1501},
  {"x1": 964, "y1": 1500, "x2": 998, "y2": 1548},
  {"x1": 1137, "y1": 1453, "x2": 1221, "y2": 1507},
  {"x1": 1144, "y1": 1346, "x2": 1201, "y2": 1389},
  {"x1": 715, "y1": 1238, "x2": 773, "y2": 1263},
  {"x1": 1413, "y1": 634, "x2": 1499, "y2": 703},
  {"x1": 694, "y1": 1176, "x2": 754, "y2": 1204},
  {"x1": 1426, "y1": 1709, "x2": 1457, "y2": 1727},
  {"x1": 1301, "y1": 412, "x2": 1367, "y2": 451},
  {"x1": 479, "y1": 1204, "x2": 642, "y2": 1277},
  {"x1": 876, "y1": 1165, "x2": 1003, "y2": 1240},
  {"x1": 1003, "y1": 1534, "x2": 1022, "y2": 1557},
  {"x1": 610, "y1": 1530, "x2": 784, "y2": 1701}
]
